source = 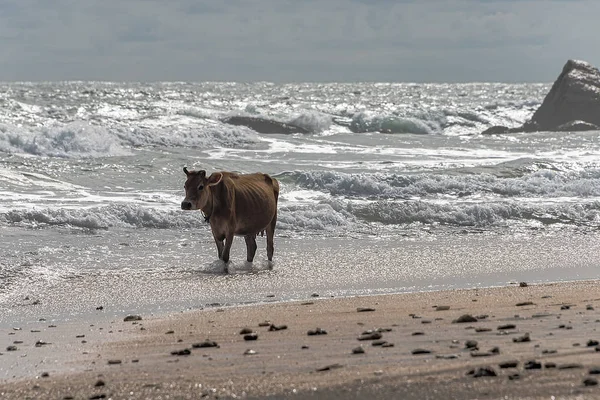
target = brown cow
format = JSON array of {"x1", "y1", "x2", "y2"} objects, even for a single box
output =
[{"x1": 181, "y1": 168, "x2": 279, "y2": 263}]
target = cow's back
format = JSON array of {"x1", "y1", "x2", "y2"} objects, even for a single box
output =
[{"x1": 224, "y1": 173, "x2": 278, "y2": 236}]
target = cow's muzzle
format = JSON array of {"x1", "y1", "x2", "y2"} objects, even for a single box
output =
[{"x1": 181, "y1": 201, "x2": 192, "y2": 210}]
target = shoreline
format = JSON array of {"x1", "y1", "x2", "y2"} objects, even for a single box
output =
[{"x1": 3, "y1": 280, "x2": 600, "y2": 399}]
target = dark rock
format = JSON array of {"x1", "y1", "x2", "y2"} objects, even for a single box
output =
[
  {"x1": 358, "y1": 332, "x2": 382, "y2": 341},
  {"x1": 471, "y1": 351, "x2": 495, "y2": 357},
  {"x1": 307, "y1": 328, "x2": 327, "y2": 336},
  {"x1": 244, "y1": 333, "x2": 258, "y2": 341},
  {"x1": 95, "y1": 380, "x2": 105, "y2": 387},
  {"x1": 258, "y1": 321, "x2": 271, "y2": 327},
  {"x1": 524, "y1": 360, "x2": 542, "y2": 370},
  {"x1": 542, "y1": 349, "x2": 557, "y2": 354},
  {"x1": 516, "y1": 301, "x2": 535, "y2": 307},
  {"x1": 239, "y1": 328, "x2": 253, "y2": 335},
  {"x1": 545, "y1": 362, "x2": 557, "y2": 369},
  {"x1": 6, "y1": 346, "x2": 17, "y2": 351},
  {"x1": 171, "y1": 349, "x2": 191, "y2": 356},
  {"x1": 372, "y1": 340, "x2": 387, "y2": 346},
  {"x1": 526, "y1": 60, "x2": 600, "y2": 131},
  {"x1": 35, "y1": 340, "x2": 50, "y2": 347},
  {"x1": 453, "y1": 314, "x2": 478, "y2": 323},
  {"x1": 412, "y1": 332, "x2": 425, "y2": 336},
  {"x1": 558, "y1": 363, "x2": 583, "y2": 370},
  {"x1": 587, "y1": 305, "x2": 595, "y2": 310},
  {"x1": 222, "y1": 116, "x2": 310, "y2": 134},
  {"x1": 587, "y1": 340, "x2": 599, "y2": 347},
  {"x1": 465, "y1": 340, "x2": 478, "y2": 349},
  {"x1": 96, "y1": 306, "x2": 104, "y2": 310},
  {"x1": 589, "y1": 368, "x2": 600, "y2": 375},
  {"x1": 481, "y1": 125, "x2": 509, "y2": 135},
  {"x1": 357, "y1": 307, "x2": 376, "y2": 312},
  {"x1": 107, "y1": 359, "x2": 122, "y2": 365},
  {"x1": 469, "y1": 367, "x2": 497, "y2": 378},
  {"x1": 498, "y1": 324, "x2": 516, "y2": 330},
  {"x1": 40, "y1": 372, "x2": 49, "y2": 377},
  {"x1": 519, "y1": 282, "x2": 528, "y2": 287},
  {"x1": 499, "y1": 360, "x2": 519, "y2": 368},
  {"x1": 436, "y1": 354, "x2": 459, "y2": 359},
  {"x1": 269, "y1": 324, "x2": 287, "y2": 332},
  {"x1": 123, "y1": 315, "x2": 142, "y2": 322},
  {"x1": 192, "y1": 340, "x2": 219, "y2": 348},
  {"x1": 316, "y1": 363, "x2": 343, "y2": 372},
  {"x1": 352, "y1": 346, "x2": 365, "y2": 354},
  {"x1": 165, "y1": 330, "x2": 174, "y2": 335},
  {"x1": 561, "y1": 305, "x2": 571, "y2": 310},
  {"x1": 513, "y1": 333, "x2": 531, "y2": 343},
  {"x1": 556, "y1": 120, "x2": 599, "y2": 132},
  {"x1": 435, "y1": 305, "x2": 450, "y2": 311},
  {"x1": 475, "y1": 327, "x2": 492, "y2": 332},
  {"x1": 584, "y1": 378, "x2": 599, "y2": 386},
  {"x1": 381, "y1": 342, "x2": 394, "y2": 348},
  {"x1": 508, "y1": 373, "x2": 521, "y2": 380},
  {"x1": 411, "y1": 348, "x2": 432, "y2": 355}
]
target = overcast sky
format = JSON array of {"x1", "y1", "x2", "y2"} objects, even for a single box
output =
[{"x1": 1, "y1": 0, "x2": 598, "y2": 82}]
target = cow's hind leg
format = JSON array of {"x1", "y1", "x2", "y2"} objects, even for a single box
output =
[
  {"x1": 245, "y1": 235, "x2": 257, "y2": 262},
  {"x1": 221, "y1": 233, "x2": 234, "y2": 263},
  {"x1": 266, "y1": 214, "x2": 277, "y2": 262}
]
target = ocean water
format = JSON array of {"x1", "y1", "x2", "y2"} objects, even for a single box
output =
[{"x1": 1, "y1": 81, "x2": 600, "y2": 324}]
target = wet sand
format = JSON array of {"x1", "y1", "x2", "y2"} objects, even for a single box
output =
[{"x1": 2, "y1": 280, "x2": 600, "y2": 399}]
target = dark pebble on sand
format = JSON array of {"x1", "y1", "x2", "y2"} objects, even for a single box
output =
[
  {"x1": 171, "y1": 349, "x2": 191, "y2": 356},
  {"x1": 96, "y1": 306, "x2": 104, "y2": 310},
  {"x1": 372, "y1": 339, "x2": 387, "y2": 346},
  {"x1": 307, "y1": 328, "x2": 327, "y2": 336},
  {"x1": 239, "y1": 328, "x2": 253, "y2": 335},
  {"x1": 192, "y1": 340, "x2": 219, "y2": 348},
  {"x1": 499, "y1": 360, "x2": 519, "y2": 368},
  {"x1": 382, "y1": 342, "x2": 394, "y2": 347},
  {"x1": 357, "y1": 307, "x2": 376, "y2": 312},
  {"x1": 558, "y1": 363, "x2": 583, "y2": 370},
  {"x1": 465, "y1": 340, "x2": 478, "y2": 349},
  {"x1": 258, "y1": 321, "x2": 271, "y2": 327},
  {"x1": 435, "y1": 306, "x2": 450, "y2": 311},
  {"x1": 301, "y1": 345, "x2": 309, "y2": 349},
  {"x1": 453, "y1": 314, "x2": 478, "y2": 323},
  {"x1": 40, "y1": 372, "x2": 49, "y2": 378},
  {"x1": 412, "y1": 332, "x2": 424, "y2": 336},
  {"x1": 513, "y1": 333, "x2": 531, "y2": 343},
  {"x1": 516, "y1": 301, "x2": 535, "y2": 307},
  {"x1": 123, "y1": 315, "x2": 142, "y2": 322},
  {"x1": 524, "y1": 360, "x2": 542, "y2": 370},
  {"x1": 269, "y1": 324, "x2": 287, "y2": 331},
  {"x1": 584, "y1": 378, "x2": 599, "y2": 386},
  {"x1": 497, "y1": 324, "x2": 516, "y2": 330},
  {"x1": 411, "y1": 348, "x2": 432, "y2": 355},
  {"x1": 358, "y1": 332, "x2": 382, "y2": 341},
  {"x1": 589, "y1": 368, "x2": 600, "y2": 375},
  {"x1": 107, "y1": 359, "x2": 122, "y2": 365},
  {"x1": 352, "y1": 346, "x2": 365, "y2": 354},
  {"x1": 316, "y1": 363, "x2": 343, "y2": 372},
  {"x1": 95, "y1": 380, "x2": 105, "y2": 387},
  {"x1": 545, "y1": 362, "x2": 556, "y2": 369},
  {"x1": 542, "y1": 349, "x2": 557, "y2": 354},
  {"x1": 244, "y1": 333, "x2": 258, "y2": 341},
  {"x1": 519, "y1": 282, "x2": 528, "y2": 287},
  {"x1": 587, "y1": 340, "x2": 600, "y2": 347},
  {"x1": 311, "y1": 293, "x2": 319, "y2": 297},
  {"x1": 561, "y1": 305, "x2": 571, "y2": 310},
  {"x1": 436, "y1": 354, "x2": 459, "y2": 359},
  {"x1": 587, "y1": 305, "x2": 595, "y2": 310},
  {"x1": 76, "y1": 335, "x2": 85, "y2": 338},
  {"x1": 471, "y1": 351, "x2": 494, "y2": 357},
  {"x1": 165, "y1": 330, "x2": 174, "y2": 335},
  {"x1": 475, "y1": 327, "x2": 492, "y2": 332},
  {"x1": 469, "y1": 367, "x2": 497, "y2": 378},
  {"x1": 508, "y1": 373, "x2": 521, "y2": 380},
  {"x1": 6, "y1": 346, "x2": 17, "y2": 351}
]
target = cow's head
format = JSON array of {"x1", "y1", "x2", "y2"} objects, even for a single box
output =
[{"x1": 181, "y1": 167, "x2": 223, "y2": 210}]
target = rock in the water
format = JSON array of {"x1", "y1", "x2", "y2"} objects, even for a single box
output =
[
  {"x1": 469, "y1": 367, "x2": 497, "y2": 378},
  {"x1": 556, "y1": 120, "x2": 599, "y2": 132},
  {"x1": 525, "y1": 60, "x2": 600, "y2": 131},
  {"x1": 481, "y1": 125, "x2": 510, "y2": 135},
  {"x1": 222, "y1": 116, "x2": 309, "y2": 134}
]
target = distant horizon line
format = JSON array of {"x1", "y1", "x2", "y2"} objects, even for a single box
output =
[{"x1": 0, "y1": 79, "x2": 552, "y2": 85}]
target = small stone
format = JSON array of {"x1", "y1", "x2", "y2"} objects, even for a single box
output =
[
  {"x1": 436, "y1": 354, "x2": 459, "y2": 359},
  {"x1": 587, "y1": 340, "x2": 599, "y2": 347},
  {"x1": 545, "y1": 362, "x2": 557, "y2": 369},
  {"x1": 516, "y1": 301, "x2": 535, "y2": 307},
  {"x1": 589, "y1": 368, "x2": 600, "y2": 375},
  {"x1": 170, "y1": 348, "x2": 191, "y2": 356},
  {"x1": 123, "y1": 315, "x2": 142, "y2": 322},
  {"x1": 497, "y1": 324, "x2": 516, "y2": 330},
  {"x1": 357, "y1": 307, "x2": 376, "y2": 312},
  {"x1": 381, "y1": 342, "x2": 394, "y2": 348},
  {"x1": 499, "y1": 360, "x2": 519, "y2": 368},
  {"x1": 107, "y1": 359, "x2": 122, "y2": 365},
  {"x1": 165, "y1": 330, "x2": 174, "y2": 335},
  {"x1": 192, "y1": 340, "x2": 219, "y2": 348},
  {"x1": 372, "y1": 339, "x2": 387, "y2": 346},
  {"x1": 96, "y1": 306, "x2": 104, "y2": 310},
  {"x1": 561, "y1": 305, "x2": 571, "y2": 310},
  {"x1": 307, "y1": 328, "x2": 327, "y2": 336},
  {"x1": 471, "y1": 351, "x2": 494, "y2": 357},
  {"x1": 519, "y1": 282, "x2": 528, "y2": 287},
  {"x1": 301, "y1": 345, "x2": 309, "y2": 349},
  {"x1": 358, "y1": 332, "x2": 382, "y2": 341},
  {"x1": 513, "y1": 333, "x2": 531, "y2": 343},
  {"x1": 244, "y1": 333, "x2": 258, "y2": 341},
  {"x1": 412, "y1": 332, "x2": 424, "y2": 336},
  {"x1": 465, "y1": 340, "x2": 478, "y2": 349},
  {"x1": 316, "y1": 363, "x2": 343, "y2": 372},
  {"x1": 558, "y1": 363, "x2": 582, "y2": 370},
  {"x1": 40, "y1": 372, "x2": 49, "y2": 378},
  {"x1": 524, "y1": 360, "x2": 542, "y2": 370},
  {"x1": 352, "y1": 346, "x2": 365, "y2": 354},
  {"x1": 95, "y1": 380, "x2": 105, "y2": 387},
  {"x1": 470, "y1": 367, "x2": 497, "y2": 378},
  {"x1": 258, "y1": 321, "x2": 271, "y2": 327},
  {"x1": 411, "y1": 348, "x2": 432, "y2": 355},
  {"x1": 587, "y1": 305, "x2": 595, "y2": 310},
  {"x1": 311, "y1": 293, "x2": 319, "y2": 297},
  {"x1": 239, "y1": 328, "x2": 253, "y2": 335},
  {"x1": 453, "y1": 314, "x2": 477, "y2": 323},
  {"x1": 269, "y1": 324, "x2": 287, "y2": 331},
  {"x1": 6, "y1": 346, "x2": 17, "y2": 351},
  {"x1": 508, "y1": 373, "x2": 521, "y2": 380},
  {"x1": 76, "y1": 335, "x2": 85, "y2": 338},
  {"x1": 435, "y1": 306, "x2": 450, "y2": 311},
  {"x1": 475, "y1": 327, "x2": 492, "y2": 332},
  {"x1": 542, "y1": 349, "x2": 557, "y2": 354},
  {"x1": 584, "y1": 378, "x2": 598, "y2": 386}
]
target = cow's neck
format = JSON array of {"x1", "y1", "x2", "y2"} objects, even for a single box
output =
[{"x1": 200, "y1": 192, "x2": 214, "y2": 223}]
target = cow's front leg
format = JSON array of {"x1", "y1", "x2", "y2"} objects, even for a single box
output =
[
  {"x1": 214, "y1": 237, "x2": 224, "y2": 259},
  {"x1": 245, "y1": 235, "x2": 257, "y2": 262},
  {"x1": 221, "y1": 232, "x2": 234, "y2": 263}
]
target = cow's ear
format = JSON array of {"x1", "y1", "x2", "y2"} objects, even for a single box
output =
[
  {"x1": 207, "y1": 172, "x2": 223, "y2": 186},
  {"x1": 199, "y1": 170, "x2": 206, "y2": 178},
  {"x1": 183, "y1": 167, "x2": 190, "y2": 176}
]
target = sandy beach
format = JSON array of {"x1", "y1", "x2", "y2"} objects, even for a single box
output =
[{"x1": 2, "y1": 280, "x2": 600, "y2": 399}]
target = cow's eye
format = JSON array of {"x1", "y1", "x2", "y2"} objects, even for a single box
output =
[{"x1": 198, "y1": 185, "x2": 204, "y2": 191}]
